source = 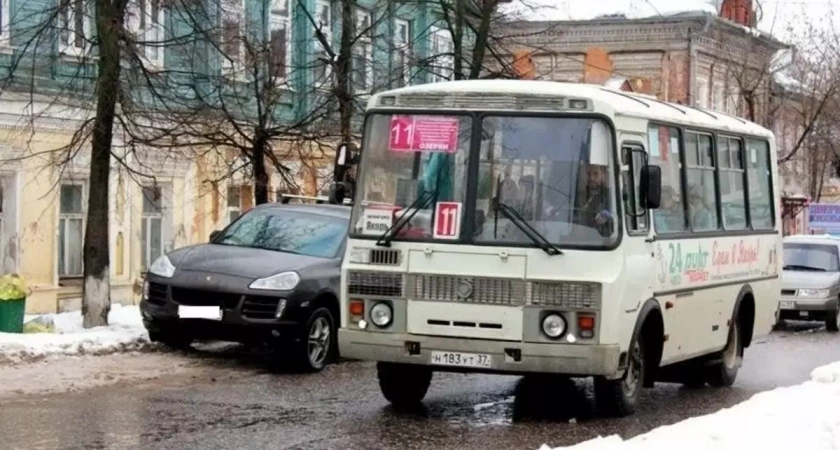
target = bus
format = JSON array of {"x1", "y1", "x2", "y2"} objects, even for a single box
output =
[{"x1": 332, "y1": 80, "x2": 781, "y2": 416}]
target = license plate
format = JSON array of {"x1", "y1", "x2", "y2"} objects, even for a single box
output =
[
  {"x1": 178, "y1": 306, "x2": 222, "y2": 320},
  {"x1": 780, "y1": 300, "x2": 795, "y2": 309},
  {"x1": 800, "y1": 311, "x2": 809, "y2": 317},
  {"x1": 430, "y1": 351, "x2": 492, "y2": 368}
]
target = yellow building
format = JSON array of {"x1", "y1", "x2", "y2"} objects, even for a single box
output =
[{"x1": 0, "y1": 97, "x2": 333, "y2": 314}]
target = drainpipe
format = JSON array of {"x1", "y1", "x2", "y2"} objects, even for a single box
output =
[{"x1": 687, "y1": 13, "x2": 713, "y2": 106}]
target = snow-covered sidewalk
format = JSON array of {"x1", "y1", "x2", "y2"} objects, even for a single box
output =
[
  {"x1": 0, "y1": 304, "x2": 152, "y2": 365},
  {"x1": 546, "y1": 362, "x2": 840, "y2": 450}
]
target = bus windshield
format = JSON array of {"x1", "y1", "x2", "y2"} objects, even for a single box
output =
[{"x1": 350, "y1": 112, "x2": 618, "y2": 248}]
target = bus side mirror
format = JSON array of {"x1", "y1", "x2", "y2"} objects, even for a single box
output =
[
  {"x1": 209, "y1": 230, "x2": 221, "y2": 242},
  {"x1": 642, "y1": 165, "x2": 662, "y2": 209}
]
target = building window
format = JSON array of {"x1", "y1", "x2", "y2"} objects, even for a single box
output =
[
  {"x1": 726, "y1": 85, "x2": 741, "y2": 116},
  {"x1": 59, "y1": 0, "x2": 91, "y2": 55},
  {"x1": 712, "y1": 84, "x2": 724, "y2": 112},
  {"x1": 269, "y1": 0, "x2": 292, "y2": 81},
  {"x1": 128, "y1": 0, "x2": 165, "y2": 66},
  {"x1": 718, "y1": 136, "x2": 747, "y2": 229},
  {"x1": 352, "y1": 9, "x2": 374, "y2": 92},
  {"x1": 312, "y1": 0, "x2": 333, "y2": 86},
  {"x1": 648, "y1": 125, "x2": 687, "y2": 233},
  {"x1": 429, "y1": 25, "x2": 453, "y2": 83},
  {"x1": 393, "y1": 19, "x2": 411, "y2": 87},
  {"x1": 685, "y1": 132, "x2": 719, "y2": 231},
  {"x1": 141, "y1": 185, "x2": 164, "y2": 272},
  {"x1": 220, "y1": 0, "x2": 245, "y2": 72},
  {"x1": 58, "y1": 183, "x2": 84, "y2": 278},
  {"x1": 227, "y1": 185, "x2": 242, "y2": 223},
  {"x1": 0, "y1": 0, "x2": 10, "y2": 43},
  {"x1": 696, "y1": 76, "x2": 709, "y2": 109}
]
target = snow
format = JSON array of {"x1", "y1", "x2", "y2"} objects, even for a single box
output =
[
  {"x1": 0, "y1": 304, "x2": 151, "y2": 365},
  {"x1": 544, "y1": 361, "x2": 840, "y2": 450}
]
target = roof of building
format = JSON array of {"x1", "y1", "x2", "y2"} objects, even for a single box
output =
[{"x1": 370, "y1": 79, "x2": 774, "y2": 139}]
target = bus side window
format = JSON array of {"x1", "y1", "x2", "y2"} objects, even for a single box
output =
[
  {"x1": 622, "y1": 144, "x2": 649, "y2": 233},
  {"x1": 648, "y1": 125, "x2": 688, "y2": 233}
]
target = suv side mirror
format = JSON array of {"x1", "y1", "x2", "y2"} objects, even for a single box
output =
[
  {"x1": 641, "y1": 165, "x2": 662, "y2": 209},
  {"x1": 209, "y1": 230, "x2": 221, "y2": 242}
]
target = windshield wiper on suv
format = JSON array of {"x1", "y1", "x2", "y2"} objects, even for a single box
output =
[
  {"x1": 375, "y1": 189, "x2": 437, "y2": 247},
  {"x1": 494, "y1": 198, "x2": 563, "y2": 256},
  {"x1": 783, "y1": 264, "x2": 828, "y2": 272}
]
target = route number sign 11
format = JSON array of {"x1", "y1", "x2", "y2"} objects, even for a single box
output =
[{"x1": 434, "y1": 202, "x2": 462, "y2": 240}]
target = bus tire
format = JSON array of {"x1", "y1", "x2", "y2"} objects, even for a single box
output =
[
  {"x1": 594, "y1": 334, "x2": 645, "y2": 417},
  {"x1": 377, "y1": 362, "x2": 432, "y2": 407},
  {"x1": 706, "y1": 318, "x2": 743, "y2": 387}
]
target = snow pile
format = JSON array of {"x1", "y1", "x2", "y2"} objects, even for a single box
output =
[
  {"x1": 544, "y1": 362, "x2": 840, "y2": 450},
  {"x1": 0, "y1": 304, "x2": 151, "y2": 365}
]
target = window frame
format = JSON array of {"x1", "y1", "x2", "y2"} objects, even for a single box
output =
[
  {"x1": 647, "y1": 119, "x2": 776, "y2": 239},
  {"x1": 684, "y1": 130, "x2": 721, "y2": 232},
  {"x1": 622, "y1": 142, "x2": 650, "y2": 236},
  {"x1": 226, "y1": 185, "x2": 243, "y2": 224},
  {"x1": 0, "y1": 0, "x2": 11, "y2": 45},
  {"x1": 717, "y1": 135, "x2": 748, "y2": 231},
  {"x1": 428, "y1": 25, "x2": 453, "y2": 83},
  {"x1": 128, "y1": 0, "x2": 165, "y2": 68},
  {"x1": 393, "y1": 18, "x2": 412, "y2": 87},
  {"x1": 59, "y1": 0, "x2": 92, "y2": 56},
  {"x1": 268, "y1": 0, "x2": 292, "y2": 84},
  {"x1": 220, "y1": 0, "x2": 246, "y2": 74},
  {"x1": 312, "y1": 0, "x2": 333, "y2": 87},
  {"x1": 140, "y1": 185, "x2": 165, "y2": 273},
  {"x1": 352, "y1": 8, "x2": 374, "y2": 93},
  {"x1": 58, "y1": 182, "x2": 86, "y2": 279}
]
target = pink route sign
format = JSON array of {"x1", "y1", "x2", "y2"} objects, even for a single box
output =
[{"x1": 388, "y1": 115, "x2": 460, "y2": 153}]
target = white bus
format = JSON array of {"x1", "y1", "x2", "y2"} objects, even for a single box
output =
[{"x1": 332, "y1": 80, "x2": 781, "y2": 416}]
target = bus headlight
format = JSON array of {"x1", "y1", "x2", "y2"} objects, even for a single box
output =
[
  {"x1": 542, "y1": 314, "x2": 567, "y2": 339},
  {"x1": 370, "y1": 302, "x2": 393, "y2": 327}
]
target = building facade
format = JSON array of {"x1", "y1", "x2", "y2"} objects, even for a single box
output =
[{"x1": 0, "y1": 0, "x2": 455, "y2": 313}]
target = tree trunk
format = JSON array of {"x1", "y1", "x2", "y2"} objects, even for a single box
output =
[
  {"x1": 252, "y1": 136, "x2": 270, "y2": 205},
  {"x1": 336, "y1": 0, "x2": 354, "y2": 142},
  {"x1": 82, "y1": 0, "x2": 127, "y2": 328}
]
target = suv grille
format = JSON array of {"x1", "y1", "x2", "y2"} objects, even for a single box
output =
[
  {"x1": 408, "y1": 274, "x2": 527, "y2": 306},
  {"x1": 147, "y1": 282, "x2": 168, "y2": 305},
  {"x1": 170, "y1": 287, "x2": 242, "y2": 308},
  {"x1": 241, "y1": 296, "x2": 282, "y2": 320},
  {"x1": 348, "y1": 271, "x2": 404, "y2": 297}
]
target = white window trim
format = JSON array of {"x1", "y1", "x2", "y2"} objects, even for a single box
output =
[
  {"x1": 696, "y1": 76, "x2": 709, "y2": 109},
  {"x1": 57, "y1": 182, "x2": 86, "y2": 279},
  {"x1": 226, "y1": 185, "x2": 243, "y2": 224},
  {"x1": 0, "y1": 0, "x2": 11, "y2": 46},
  {"x1": 712, "y1": 84, "x2": 725, "y2": 112},
  {"x1": 269, "y1": 0, "x2": 292, "y2": 86},
  {"x1": 394, "y1": 18, "x2": 411, "y2": 86},
  {"x1": 352, "y1": 9, "x2": 374, "y2": 93},
  {"x1": 220, "y1": 0, "x2": 246, "y2": 76},
  {"x1": 313, "y1": 0, "x2": 333, "y2": 88},
  {"x1": 429, "y1": 25, "x2": 453, "y2": 83},
  {"x1": 59, "y1": 0, "x2": 92, "y2": 56},
  {"x1": 127, "y1": 0, "x2": 165, "y2": 69}
]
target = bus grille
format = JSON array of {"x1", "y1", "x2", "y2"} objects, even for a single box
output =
[
  {"x1": 408, "y1": 274, "x2": 527, "y2": 306},
  {"x1": 348, "y1": 271, "x2": 404, "y2": 297},
  {"x1": 528, "y1": 282, "x2": 601, "y2": 310}
]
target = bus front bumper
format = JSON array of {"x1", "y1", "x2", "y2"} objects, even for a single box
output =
[{"x1": 339, "y1": 329, "x2": 623, "y2": 378}]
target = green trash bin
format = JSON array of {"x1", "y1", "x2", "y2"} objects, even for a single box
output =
[{"x1": 0, "y1": 297, "x2": 25, "y2": 333}]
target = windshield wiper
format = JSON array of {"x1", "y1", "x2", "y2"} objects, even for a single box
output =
[
  {"x1": 783, "y1": 264, "x2": 828, "y2": 272},
  {"x1": 376, "y1": 189, "x2": 437, "y2": 247},
  {"x1": 494, "y1": 199, "x2": 563, "y2": 256}
]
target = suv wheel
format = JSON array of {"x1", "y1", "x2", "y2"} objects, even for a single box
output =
[
  {"x1": 294, "y1": 307, "x2": 336, "y2": 372},
  {"x1": 826, "y1": 303, "x2": 840, "y2": 333},
  {"x1": 148, "y1": 329, "x2": 193, "y2": 350}
]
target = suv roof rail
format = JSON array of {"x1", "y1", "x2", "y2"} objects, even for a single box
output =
[{"x1": 278, "y1": 194, "x2": 351, "y2": 205}]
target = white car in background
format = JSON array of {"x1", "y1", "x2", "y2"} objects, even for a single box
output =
[{"x1": 779, "y1": 235, "x2": 840, "y2": 331}]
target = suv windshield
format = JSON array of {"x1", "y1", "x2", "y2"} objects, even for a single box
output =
[
  {"x1": 216, "y1": 209, "x2": 348, "y2": 258},
  {"x1": 350, "y1": 112, "x2": 617, "y2": 248},
  {"x1": 783, "y1": 243, "x2": 840, "y2": 272}
]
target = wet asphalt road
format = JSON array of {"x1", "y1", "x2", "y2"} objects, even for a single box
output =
[{"x1": 2, "y1": 322, "x2": 840, "y2": 450}]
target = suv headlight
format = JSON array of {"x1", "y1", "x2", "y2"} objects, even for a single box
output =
[
  {"x1": 250, "y1": 271, "x2": 300, "y2": 291},
  {"x1": 799, "y1": 288, "x2": 830, "y2": 298},
  {"x1": 149, "y1": 255, "x2": 176, "y2": 278}
]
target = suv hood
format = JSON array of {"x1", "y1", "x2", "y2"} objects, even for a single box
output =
[
  {"x1": 782, "y1": 270, "x2": 840, "y2": 289},
  {"x1": 168, "y1": 244, "x2": 328, "y2": 279}
]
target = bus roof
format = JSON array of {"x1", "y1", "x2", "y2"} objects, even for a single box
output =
[{"x1": 367, "y1": 80, "x2": 774, "y2": 140}]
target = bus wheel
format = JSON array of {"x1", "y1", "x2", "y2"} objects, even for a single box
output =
[
  {"x1": 377, "y1": 362, "x2": 432, "y2": 407},
  {"x1": 707, "y1": 319, "x2": 743, "y2": 387},
  {"x1": 595, "y1": 334, "x2": 644, "y2": 417}
]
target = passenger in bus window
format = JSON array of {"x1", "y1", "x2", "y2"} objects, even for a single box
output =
[
  {"x1": 576, "y1": 164, "x2": 614, "y2": 236},
  {"x1": 688, "y1": 185, "x2": 714, "y2": 230},
  {"x1": 654, "y1": 185, "x2": 683, "y2": 232}
]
